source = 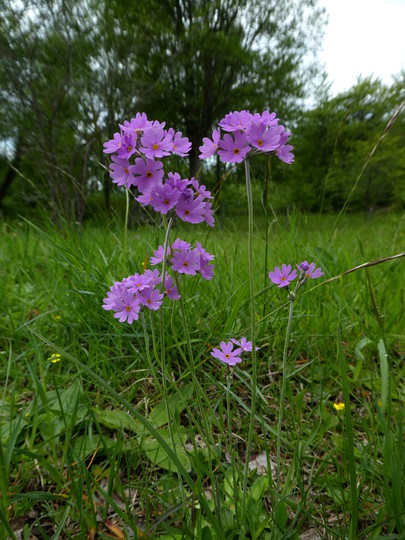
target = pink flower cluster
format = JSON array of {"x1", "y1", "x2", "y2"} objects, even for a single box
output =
[
  {"x1": 151, "y1": 238, "x2": 215, "y2": 280},
  {"x1": 199, "y1": 109, "x2": 294, "y2": 164},
  {"x1": 211, "y1": 337, "x2": 259, "y2": 367},
  {"x1": 136, "y1": 174, "x2": 214, "y2": 227},
  {"x1": 102, "y1": 269, "x2": 181, "y2": 324},
  {"x1": 103, "y1": 113, "x2": 214, "y2": 226},
  {"x1": 269, "y1": 261, "x2": 323, "y2": 289}
]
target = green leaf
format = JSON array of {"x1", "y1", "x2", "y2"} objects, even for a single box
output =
[
  {"x1": 94, "y1": 409, "x2": 144, "y2": 434},
  {"x1": 148, "y1": 383, "x2": 194, "y2": 428},
  {"x1": 378, "y1": 339, "x2": 389, "y2": 413},
  {"x1": 249, "y1": 476, "x2": 269, "y2": 502},
  {"x1": 142, "y1": 427, "x2": 190, "y2": 472}
]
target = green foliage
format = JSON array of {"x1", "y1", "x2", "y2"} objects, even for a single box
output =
[
  {"x1": 0, "y1": 211, "x2": 404, "y2": 537},
  {"x1": 288, "y1": 76, "x2": 405, "y2": 211}
]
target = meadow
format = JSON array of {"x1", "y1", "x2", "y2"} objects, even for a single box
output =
[{"x1": 1, "y1": 203, "x2": 404, "y2": 539}]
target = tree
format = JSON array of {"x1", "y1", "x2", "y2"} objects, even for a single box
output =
[{"x1": 125, "y1": 0, "x2": 327, "y2": 176}]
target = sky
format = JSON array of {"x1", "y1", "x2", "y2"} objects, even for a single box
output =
[{"x1": 318, "y1": 0, "x2": 405, "y2": 96}]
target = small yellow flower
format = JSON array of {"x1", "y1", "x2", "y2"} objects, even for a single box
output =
[
  {"x1": 49, "y1": 353, "x2": 61, "y2": 364},
  {"x1": 333, "y1": 402, "x2": 345, "y2": 412},
  {"x1": 377, "y1": 399, "x2": 382, "y2": 407},
  {"x1": 54, "y1": 315, "x2": 61, "y2": 321}
]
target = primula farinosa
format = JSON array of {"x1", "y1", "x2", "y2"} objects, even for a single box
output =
[
  {"x1": 268, "y1": 261, "x2": 323, "y2": 290},
  {"x1": 199, "y1": 109, "x2": 294, "y2": 165},
  {"x1": 103, "y1": 112, "x2": 214, "y2": 226},
  {"x1": 231, "y1": 337, "x2": 260, "y2": 352},
  {"x1": 297, "y1": 261, "x2": 324, "y2": 280},
  {"x1": 211, "y1": 336, "x2": 256, "y2": 366},
  {"x1": 268, "y1": 264, "x2": 297, "y2": 288},
  {"x1": 211, "y1": 341, "x2": 243, "y2": 367},
  {"x1": 150, "y1": 239, "x2": 215, "y2": 281}
]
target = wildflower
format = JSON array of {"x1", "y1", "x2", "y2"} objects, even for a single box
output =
[
  {"x1": 150, "y1": 245, "x2": 171, "y2": 266},
  {"x1": 298, "y1": 262, "x2": 323, "y2": 279},
  {"x1": 137, "y1": 287, "x2": 164, "y2": 311},
  {"x1": 176, "y1": 196, "x2": 205, "y2": 224},
  {"x1": 172, "y1": 238, "x2": 191, "y2": 251},
  {"x1": 333, "y1": 402, "x2": 345, "y2": 412},
  {"x1": 247, "y1": 122, "x2": 280, "y2": 152},
  {"x1": 103, "y1": 132, "x2": 123, "y2": 154},
  {"x1": 132, "y1": 158, "x2": 164, "y2": 192},
  {"x1": 109, "y1": 155, "x2": 137, "y2": 188},
  {"x1": 268, "y1": 264, "x2": 297, "y2": 288},
  {"x1": 164, "y1": 274, "x2": 181, "y2": 300},
  {"x1": 117, "y1": 133, "x2": 137, "y2": 159},
  {"x1": 54, "y1": 315, "x2": 61, "y2": 321},
  {"x1": 219, "y1": 110, "x2": 253, "y2": 132},
  {"x1": 171, "y1": 249, "x2": 200, "y2": 275},
  {"x1": 211, "y1": 341, "x2": 243, "y2": 366},
  {"x1": 231, "y1": 337, "x2": 259, "y2": 352},
  {"x1": 218, "y1": 131, "x2": 251, "y2": 164},
  {"x1": 114, "y1": 290, "x2": 141, "y2": 324},
  {"x1": 199, "y1": 128, "x2": 221, "y2": 159},
  {"x1": 150, "y1": 183, "x2": 180, "y2": 214},
  {"x1": 49, "y1": 353, "x2": 61, "y2": 364},
  {"x1": 172, "y1": 130, "x2": 192, "y2": 157},
  {"x1": 140, "y1": 127, "x2": 173, "y2": 158}
]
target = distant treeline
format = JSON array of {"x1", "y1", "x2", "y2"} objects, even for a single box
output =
[{"x1": 0, "y1": 0, "x2": 403, "y2": 221}]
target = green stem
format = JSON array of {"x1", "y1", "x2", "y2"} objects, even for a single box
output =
[
  {"x1": 226, "y1": 368, "x2": 239, "y2": 522},
  {"x1": 241, "y1": 158, "x2": 258, "y2": 524},
  {"x1": 276, "y1": 299, "x2": 294, "y2": 496},
  {"x1": 123, "y1": 188, "x2": 129, "y2": 264}
]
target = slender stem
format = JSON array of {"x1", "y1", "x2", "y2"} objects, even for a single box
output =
[
  {"x1": 263, "y1": 156, "x2": 271, "y2": 318},
  {"x1": 241, "y1": 158, "x2": 258, "y2": 524},
  {"x1": 226, "y1": 368, "x2": 239, "y2": 522},
  {"x1": 276, "y1": 299, "x2": 294, "y2": 496},
  {"x1": 123, "y1": 188, "x2": 129, "y2": 263}
]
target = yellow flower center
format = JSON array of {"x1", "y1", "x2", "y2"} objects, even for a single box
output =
[
  {"x1": 164, "y1": 199, "x2": 170, "y2": 205},
  {"x1": 124, "y1": 167, "x2": 129, "y2": 174},
  {"x1": 152, "y1": 143, "x2": 159, "y2": 151},
  {"x1": 257, "y1": 139, "x2": 263, "y2": 146},
  {"x1": 147, "y1": 298, "x2": 152, "y2": 304},
  {"x1": 127, "y1": 146, "x2": 132, "y2": 153},
  {"x1": 185, "y1": 209, "x2": 190, "y2": 216},
  {"x1": 146, "y1": 171, "x2": 153, "y2": 178},
  {"x1": 183, "y1": 261, "x2": 189, "y2": 267},
  {"x1": 233, "y1": 148, "x2": 240, "y2": 154},
  {"x1": 225, "y1": 353, "x2": 230, "y2": 358},
  {"x1": 126, "y1": 305, "x2": 131, "y2": 312}
]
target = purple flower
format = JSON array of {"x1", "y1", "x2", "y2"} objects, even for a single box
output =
[
  {"x1": 230, "y1": 337, "x2": 259, "y2": 352},
  {"x1": 117, "y1": 133, "x2": 136, "y2": 159},
  {"x1": 268, "y1": 264, "x2": 297, "y2": 288},
  {"x1": 150, "y1": 245, "x2": 171, "y2": 266},
  {"x1": 172, "y1": 238, "x2": 191, "y2": 251},
  {"x1": 132, "y1": 158, "x2": 164, "y2": 192},
  {"x1": 140, "y1": 127, "x2": 173, "y2": 158},
  {"x1": 297, "y1": 261, "x2": 323, "y2": 279},
  {"x1": 164, "y1": 274, "x2": 181, "y2": 300},
  {"x1": 126, "y1": 272, "x2": 151, "y2": 293},
  {"x1": 218, "y1": 110, "x2": 253, "y2": 132},
  {"x1": 137, "y1": 286, "x2": 164, "y2": 311},
  {"x1": 109, "y1": 155, "x2": 137, "y2": 188},
  {"x1": 119, "y1": 113, "x2": 151, "y2": 137},
  {"x1": 102, "y1": 283, "x2": 140, "y2": 324},
  {"x1": 252, "y1": 110, "x2": 278, "y2": 127},
  {"x1": 136, "y1": 190, "x2": 153, "y2": 207},
  {"x1": 171, "y1": 249, "x2": 200, "y2": 275},
  {"x1": 103, "y1": 132, "x2": 123, "y2": 154},
  {"x1": 247, "y1": 122, "x2": 281, "y2": 152},
  {"x1": 143, "y1": 269, "x2": 161, "y2": 287},
  {"x1": 176, "y1": 196, "x2": 205, "y2": 224},
  {"x1": 166, "y1": 172, "x2": 190, "y2": 194},
  {"x1": 151, "y1": 184, "x2": 180, "y2": 214},
  {"x1": 217, "y1": 131, "x2": 251, "y2": 163},
  {"x1": 199, "y1": 128, "x2": 221, "y2": 159},
  {"x1": 172, "y1": 131, "x2": 192, "y2": 157},
  {"x1": 198, "y1": 256, "x2": 215, "y2": 280},
  {"x1": 211, "y1": 341, "x2": 243, "y2": 366},
  {"x1": 190, "y1": 178, "x2": 212, "y2": 199},
  {"x1": 203, "y1": 202, "x2": 215, "y2": 227},
  {"x1": 276, "y1": 144, "x2": 294, "y2": 164}
]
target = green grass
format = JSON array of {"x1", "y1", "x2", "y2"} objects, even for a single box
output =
[{"x1": 1, "y1": 208, "x2": 404, "y2": 539}]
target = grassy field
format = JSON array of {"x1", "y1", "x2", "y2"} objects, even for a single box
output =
[{"x1": 1, "y1": 208, "x2": 404, "y2": 539}]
